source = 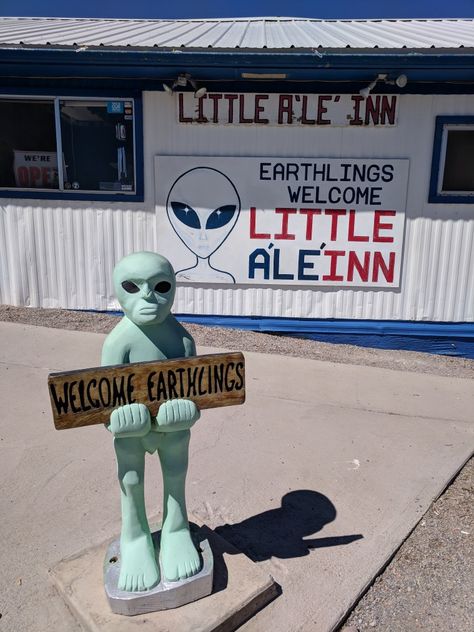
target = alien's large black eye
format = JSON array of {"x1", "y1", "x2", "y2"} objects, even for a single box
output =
[
  {"x1": 121, "y1": 280, "x2": 139, "y2": 294},
  {"x1": 205, "y1": 205, "x2": 236, "y2": 230},
  {"x1": 170, "y1": 202, "x2": 201, "y2": 229},
  {"x1": 154, "y1": 281, "x2": 171, "y2": 293}
]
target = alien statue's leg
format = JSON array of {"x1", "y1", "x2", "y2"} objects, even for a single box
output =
[
  {"x1": 157, "y1": 429, "x2": 202, "y2": 582},
  {"x1": 114, "y1": 436, "x2": 160, "y2": 592}
]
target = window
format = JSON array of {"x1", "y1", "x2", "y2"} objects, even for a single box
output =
[
  {"x1": 429, "y1": 116, "x2": 474, "y2": 203},
  {"x1": 0, "y1": 96, "x2": 141, "y2": 200},
  {"x1": 0, "y1": 99, "x2": 58, "y2": 189}
]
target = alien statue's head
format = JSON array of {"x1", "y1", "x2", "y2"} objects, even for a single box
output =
[
  {"x1": 113, "y1": 251, "x2": 176, "y2": 326},
  {"x1": 166, "y1": 167, "x2": 241, "y2": 260}
]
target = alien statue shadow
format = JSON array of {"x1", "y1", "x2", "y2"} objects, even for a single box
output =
[{"x1": 215, "y1": 490, "x2": 363, "y2": 563}]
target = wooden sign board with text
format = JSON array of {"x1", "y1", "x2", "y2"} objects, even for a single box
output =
[{"x1": 48, "y1": 352, "x2": 245, "y2": 430}]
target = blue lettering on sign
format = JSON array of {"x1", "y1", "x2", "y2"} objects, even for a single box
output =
[
  {"x1": 249, "y1": 245, "x2": 323, "y2": 282},
  {"x1": 107, "y1": 101, "x2": 124, "y2": 114}
]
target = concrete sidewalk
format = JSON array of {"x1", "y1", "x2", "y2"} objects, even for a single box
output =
[{"x1": 0, "y1": 322, "x2": 472, "y2": 632}]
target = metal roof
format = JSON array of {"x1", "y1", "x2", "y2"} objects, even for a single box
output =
[{"x1": 0, "y1": 16, "x2": 473, "y2": 50}]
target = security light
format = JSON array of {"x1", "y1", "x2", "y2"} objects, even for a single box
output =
[{"x1": 395, "y1": 74, "x2": 408, "y2": 88}]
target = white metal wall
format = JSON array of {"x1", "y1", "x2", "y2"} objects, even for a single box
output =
[
  {"x1": 1, "y1": 92, "x2": 473, "y2": 322},
  {"x1": 0, "y1": 202, "x2": 154, "y2": 310}
]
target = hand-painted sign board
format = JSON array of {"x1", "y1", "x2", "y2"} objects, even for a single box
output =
[
  {"x1": 49, "y1": 352, "x2": 245, "y2": 430},
  {"x1": 155, "y1": 156, "x2": 409, "y2": 288},
  {"x1": 177, "y1": 93, "x2": 399, "y2": 127}
]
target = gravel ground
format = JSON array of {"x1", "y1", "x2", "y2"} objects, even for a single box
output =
[
  {"x1": 343, "y1": 456, "x2": 473, "y2": 632},
  {"x1": 0, "y1": 304, "x2": 473, "y2": 379},
  {"x1": 1, "y1": 304, "x2": 473, "y2": 632}
]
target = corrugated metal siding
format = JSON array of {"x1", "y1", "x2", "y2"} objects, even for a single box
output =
[
  {"x1": 0, "y1": 16, "x2": 473, "y2": 50},
  {"x1": 0, "y1": 202, "x2": 155, "y2": 309},
  {"x1": 0, "y1": 92, "x2": 473, "y2": 322}
]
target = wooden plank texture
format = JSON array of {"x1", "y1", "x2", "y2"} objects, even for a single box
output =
[{"x1": 48, "y1": 352, "x2": 245, "y2": 430}]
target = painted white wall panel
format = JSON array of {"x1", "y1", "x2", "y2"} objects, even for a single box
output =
[{"x1": 0, "y1": 93, "x2": 473, "y2": 322}]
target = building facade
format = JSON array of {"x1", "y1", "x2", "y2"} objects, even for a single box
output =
[{"x1": 0, "y1": 17, "x2": 473, "y2": 351}]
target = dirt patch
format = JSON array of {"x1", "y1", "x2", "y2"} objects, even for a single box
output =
[{"x1": 1, "y1": 304, "x2": 473, "y2": 379}]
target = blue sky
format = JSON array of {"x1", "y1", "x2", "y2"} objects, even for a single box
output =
[{"x1": 0, "y1": 0, "x2": 473, "y2": 19}]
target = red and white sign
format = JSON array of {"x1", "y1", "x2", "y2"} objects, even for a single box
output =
[
  {"x1": 177, "y1": 93, "x2": 399, "y2": 127},
  {"x1": 14, "y1": 151, "x2": 59, "y2": 189},
  {"x1": 155, "y1": 156, "x2": 409, "y2": 288}
]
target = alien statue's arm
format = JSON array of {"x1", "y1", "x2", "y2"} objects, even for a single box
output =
[
  {"x1": 102, "y1": 324, "x2": 151, "y2": 438},
  {"x1": 154, "y1": 327, "x2": 201, "y2": 433}
]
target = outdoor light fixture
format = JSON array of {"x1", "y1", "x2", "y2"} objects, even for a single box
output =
[
  {"x1": 359, "y1": 79, "x2": 379, "y2": 99},
  {"x1": 395, "y1": 74, "x2": 408, "y2": 88},
  {"x1": 194, "y1": 86, "x2": 208, "y2": 98},
  {"x1": 359, "y1": 73, "x2": 408, "y2": 98},
  {"x1": 162, "y1": 73, "x2": 207, "y2": 97}
]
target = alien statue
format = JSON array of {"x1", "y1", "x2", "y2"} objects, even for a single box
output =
[{"x1": 102, "y1": 251, "x2": 201, "y2": 593}]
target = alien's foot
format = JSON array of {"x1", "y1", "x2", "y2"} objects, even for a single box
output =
[
  {"x1": 119, "y1": 533, "x2": 160, "y2": 592},
  {"x1": 160, "y1": 528, "x2": 202, "y2": 582}
]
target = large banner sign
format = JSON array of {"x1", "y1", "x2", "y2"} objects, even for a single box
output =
[{"x1": 155, "y1": 156, "x2": 409, "y2": 288}]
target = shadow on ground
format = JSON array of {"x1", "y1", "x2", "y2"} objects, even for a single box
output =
[{"x1": 215, "y1": 489, "x2": 363, "y2": 562}]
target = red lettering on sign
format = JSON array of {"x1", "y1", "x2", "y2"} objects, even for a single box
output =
[
  {"x1": 372, "y1": 252, "x2": 396, "y2": 283},
  {"x1": 348, "y1": 210, "x2": 369, "y2": 242},
  {"x1": 317, "y1": 95, "x2": 332, "y2": 125},
  {"x1": 196, "y1": 96, "x2": 208, "y2": 123},
  {"x1": 299, "y1": 208, "x2": 321, "y2": 240},
  {"x1": 322, "y1": 250, "x2": 345, "y2": 281},
  {"x1": 301, "y1": 96, "x2": 315, "y2": 125},
  {"x1": 274, "y1": 208, "x2": 297, "y2": 240},
  {"x1": 249, "y1": 207, "x2": 270, "y2": 239},
  {"x1": 254, "y1": 95, "x2": 269, "y2": 124},
  {"x1": 30, "y1": 166, "x2": 41, "y2": 186},
  {"x1": 347, "y1": 251, "x2": 370, "y2": 282},
  {"x1": 278, "y1": 95, "x2": 293, "y2": 125},
  {"x1": 325, "y1": 209, "x2": 346, "y2": 241},
  {"x1": 178, "y1": 94, "x2": 192, "y2": 123},
  {"x1": 373, "y1": 210, "x2": 396, "y2": 242},
  {"x1": 224, "y1": 94, "x2": 238, "y2": 123},
  {"x1": 350, "y1": 95, "x2": 364, "y2": 126},
  {"x1": 381, "y1": 96, "x2": 397, "y2": 125},
  {"x1": 365, "y1": 95, "x2": 380, "y2": 125},
  {"x1": 208, "y1": 93, "x2": 222, "y2": 123},
  {"x1": 17, "y1": 166, "x2": 29, "y2": 187},
  {"x1": 239, "y1": 95, "x2": 253, "y2": 123},
  {"x1": 41, "y1": 167, "x2": 50, "y2": 187}
]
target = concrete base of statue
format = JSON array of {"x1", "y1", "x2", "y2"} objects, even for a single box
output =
[
  {"x1": 51, "y1": 522, "x2": 278, "y2": 632},
  {"x1": 104, "y1": 525, "x2": 214, "y2": 615}
]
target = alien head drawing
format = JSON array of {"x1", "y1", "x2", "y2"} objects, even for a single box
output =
[{"x1": 166, "y1": 167, "x2": 241, "y2": 283}]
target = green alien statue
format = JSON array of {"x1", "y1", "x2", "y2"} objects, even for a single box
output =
[{"x1": 101, "y1": 251, "x2": 202, "y2": 592}]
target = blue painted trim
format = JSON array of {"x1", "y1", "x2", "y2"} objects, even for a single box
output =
[
  {"x1": 85, "y1": 310, "x2": 474, "y2": 358},
  {"x1": 3, "y1": 77, "x2": 474, "y2": 95},
  {"x1": 429, "y1": 115, "x2": 474, "y2": 204},
  {"x1": 78, "y1": 310, "x2": 474, "y2": 358},
  {"x1": 0, "y1": 90, "x2": 144, "y2": 203},
  {"x1": 175, "y1": 315, "x2": 474, "y2": 358},
  {"x1": 283, "y1": 332, "x2": 474, "y2": 359},
  {"x1": 2, "y1": 47, "x2": 474, "y2": 85},
  {"x1": 173, "y1": 314, "x2": 474, "y2": 338}
]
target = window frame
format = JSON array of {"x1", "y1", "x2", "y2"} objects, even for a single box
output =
[
  {"x1": 0, "y1": 93, "x2": 143, "y2": 202},
  {"x1": 429, "y1": 115, "x2": 474, "y2": 204}
]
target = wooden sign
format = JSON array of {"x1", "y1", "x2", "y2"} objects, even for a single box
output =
[{"x1": 48, "y1": 352, "x2": 245, "y2": 430}]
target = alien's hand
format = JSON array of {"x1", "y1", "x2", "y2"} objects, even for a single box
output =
[
  {"x1": 107, "y1": 403, "x2": 151, "y2": 438},
  {"x1": 154, "y1": 399, "x2": 200, "y2": 432}
]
